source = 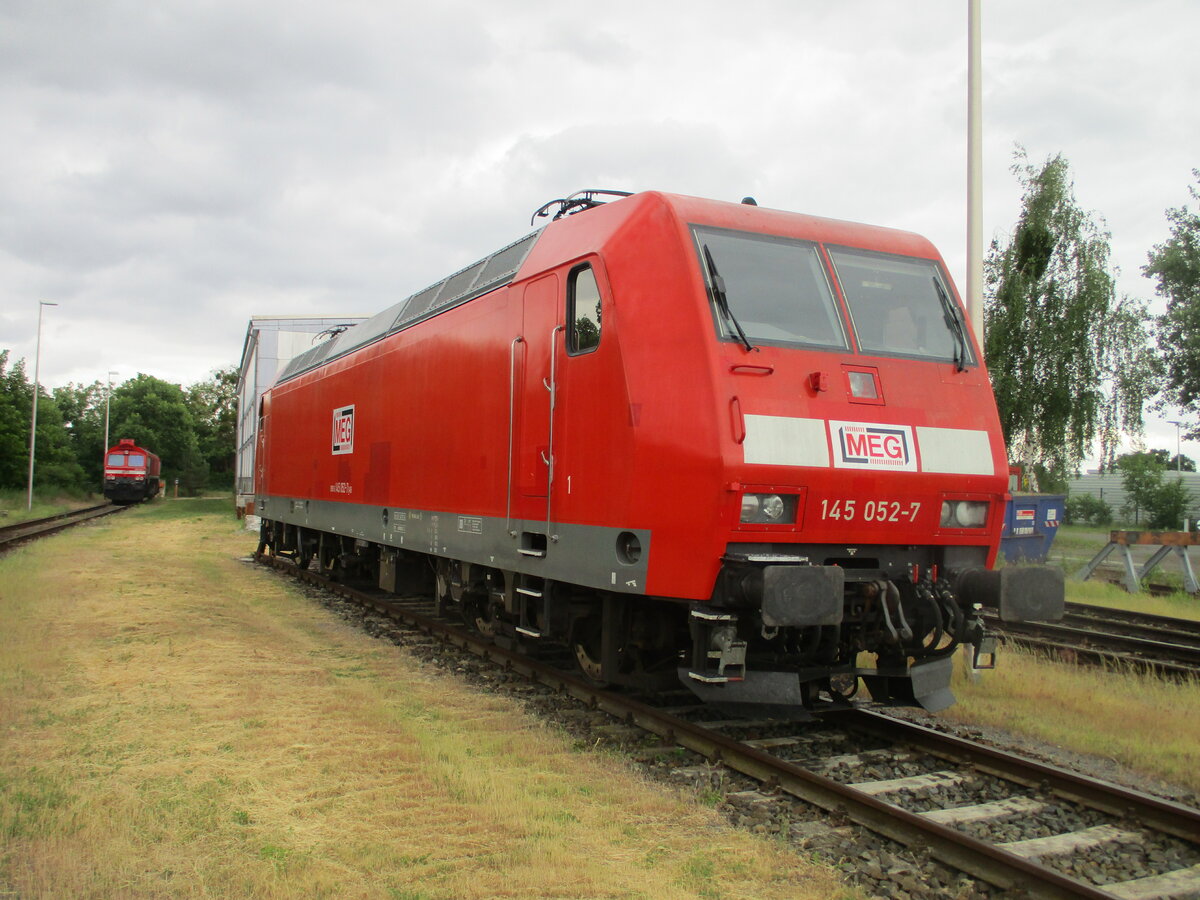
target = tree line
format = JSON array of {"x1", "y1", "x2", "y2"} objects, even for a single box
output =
[{"x1": 0, "y1": 358, "x2": 237, "y2": 497}]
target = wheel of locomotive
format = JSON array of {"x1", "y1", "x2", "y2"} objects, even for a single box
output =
[
  {"x1": 478, "y1": 569, "x2": 511, "y2": 637},
  {"x1": 570, "y1": 615, "x2": 609, "y2": 687},
  {"x1": 466, "y1": 595, "x2": 498, "y2": 637},
  {"x1": 255, "y1": 520, "x2": 273, "y2": 559},
  {"x1": 434, "y1": 558, "x2": 454, "y2": 617},
  {"x1": 449, "y1": 572, "x2": 496, "y2": 636},
  {"x1": 828, "y1": 673, "x2": 859, "y2": 701},
  {"x1": 318, "y1": 537, "x2": 342, "y2": 580}
]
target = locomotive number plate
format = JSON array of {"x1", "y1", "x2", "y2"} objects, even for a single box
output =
[{"x1": 818, "y1": 499, "x2": 920, "y2": 523}]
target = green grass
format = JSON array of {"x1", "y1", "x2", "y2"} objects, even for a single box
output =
[
  {"x1": 0, "y1": 488, "x2": 99, "y2": 525},
  {"x1": 1066, "y1": 578, "x2": 1200, "y2": 620},
  {"x1": 118, "y1": 495, "x2": 236, "y2": 521}
]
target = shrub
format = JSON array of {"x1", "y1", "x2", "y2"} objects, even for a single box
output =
[
  {"x1": 1065, "y1": 493, "x2": 1113, "y2": 526},
  {"x1": 1146, "y1": 478, "x2": 1192, "y2": 530}
]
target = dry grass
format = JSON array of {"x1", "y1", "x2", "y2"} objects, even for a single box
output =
[
  {"x1": 945, "y1": 647, "x2": 1200, "y2": 792},
  {"x1": 0, "y1": 500, "x2": 852, "y2": 900}
]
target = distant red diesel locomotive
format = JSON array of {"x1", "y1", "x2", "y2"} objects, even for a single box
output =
[
  {"x1": 254, "y1": 190, "x2": 1063, "y2": 714},
  {"x1": 103, "y1": 438, "x2": 162, "y2": 504}
]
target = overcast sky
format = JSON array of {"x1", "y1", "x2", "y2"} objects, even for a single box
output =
[{"x1": 2, "y1": 1, "x2": 1197, "y2": 460}]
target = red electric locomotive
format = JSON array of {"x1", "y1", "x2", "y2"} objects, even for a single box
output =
[
  {"x1": 103, "y1": 438, "x2": 162, "y2": 504},
  {"x1": 255, "y1": 190, "x2": 1063, "y2": 714}
]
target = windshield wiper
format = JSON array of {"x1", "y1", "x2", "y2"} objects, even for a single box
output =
[
  {"x1": 702, "y1": 245, "x2": 756, "y2": 352},
  {"x1": 932, "y1": 276, "x2": 970, "y2": 372}
]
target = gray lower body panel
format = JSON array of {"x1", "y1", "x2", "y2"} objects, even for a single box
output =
[{"x1": 257, "y1": 494, "x2": 651, "y2": 596}]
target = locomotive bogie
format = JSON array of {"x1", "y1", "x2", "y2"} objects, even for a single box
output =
[{"x1": 254, "y1": 190, "x2": 1064, "y2": 715}]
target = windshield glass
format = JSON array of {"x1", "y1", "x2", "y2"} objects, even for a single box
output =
[
  {"x1": 128, "y1": 454, "x2": 146, "y2": 466},
  {"x1": 693, "y1": 226, "x2": 847, "y2": 350},
  {"x1": 107, "y1": 453, "x2": 124, "y2": 466},
  {"x1": 829, "y1": 246, "x2": 974, "y2": 365}
]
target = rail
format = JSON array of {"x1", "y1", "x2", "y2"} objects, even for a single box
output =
[
  {"x1": 0, "y1": 503, "x2": 124, "y2": 552},
  {"x1": 986, "y1": 601, "x2": 1200, "y2": 679}
]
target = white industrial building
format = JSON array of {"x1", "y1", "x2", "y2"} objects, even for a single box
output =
[
  {"x1": 234, "y1": 316, "x2": 366, "y2": 516},
  {"x1": 1066, "y1": 471, "x2": 1200, "y2": 526}
]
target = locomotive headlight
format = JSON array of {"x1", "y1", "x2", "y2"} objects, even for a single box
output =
[
  {"x1": 956, "y1": 501, "x2": 988, "y2": 527},
  {"x1": 740, "y1": 493, "x2": 797, "y2": 524},
  {"x1": 940, "y1": 500, "x2": 989, "y2": 528}
]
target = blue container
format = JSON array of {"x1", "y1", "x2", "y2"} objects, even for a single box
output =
[{"x1": 1000, "y1": 494, "x2": 1066, "y2": 563}]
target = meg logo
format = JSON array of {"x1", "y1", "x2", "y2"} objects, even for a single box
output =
[
  {"x1": 332, "y1": 405, "x2": 355, "y2": 455},
  {"x1": 830, "y1": 421, "x2": 916, "y2": 471}
]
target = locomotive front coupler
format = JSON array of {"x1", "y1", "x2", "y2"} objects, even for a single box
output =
[{"x1": 914, "y1": 570, "x2": 997, "y2": 671}]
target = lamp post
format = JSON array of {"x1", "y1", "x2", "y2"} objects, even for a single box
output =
[
  {"x1": 1169, "y1": 420, "x2": 1183, "y2": 471},
  {"x1": 26, "y1": 300, "x2": 59, "y2": 511},
  {"x1": 966, "y1": 0, "x2": 984, "y2": 345},
  {"x1": 103, "y1": 370, "x2": 119, "y2": 455}
]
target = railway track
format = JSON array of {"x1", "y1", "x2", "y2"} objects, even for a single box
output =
[
  {"x1": 986, "y1": 602, "x2": 1200, "y2": 679},
  {"x1": 0, "y1": 503, "x2": 124, "y2": 552},
  {"x1": 255, "y1": 553, "x2": 1200, "y2": 899}
]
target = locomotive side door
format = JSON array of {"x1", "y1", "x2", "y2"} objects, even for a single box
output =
[
  {"x1": 516, "y1": 273, "x2": 561, "y2": 502},
  {"x1": 552, "y1": 261, "x2": 617, "y2": 525},
  {"x1": 254, "y1": 396, "x2": 269, "y2": 499}
]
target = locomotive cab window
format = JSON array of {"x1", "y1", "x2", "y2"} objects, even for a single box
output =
[
  {"x1": 830, "y1": 246, "x2": 975, "y2": 367},
  {"x1": 692, "y1": 226, "x2": 847, "y2": 351},
  {"x1": 568, "y1": 265, "x2": 602, "y2": 355},
  {"x1": 107, "y1": 453, "x2": 124, "y2": 466}
]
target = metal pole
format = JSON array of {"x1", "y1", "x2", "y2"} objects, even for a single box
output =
[
  {"x1": 26, "y1": 301, "x2": 58, "y2": 511},
  {"x1": 103, "y1": 370, "x2": 118, "y2": 453},
  {"x1": 967, "y1": 0, "x2": 984, "y2": 349},
  {"x1": 1169, "y1": 420, "x2": 1185, "y2": 529}
]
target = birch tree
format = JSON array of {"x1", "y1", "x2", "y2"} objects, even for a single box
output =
[{"x1": 984, "y1": 150, "x2": 1152, "y2": 476}]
